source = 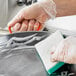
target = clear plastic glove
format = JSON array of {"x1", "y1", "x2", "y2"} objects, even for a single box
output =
[
  {"x1": 8, "y1": 0, "x2": 56, "y2": 32},
  {"x1": 50, "y1": 36, "x2": 76, "y2": 64}
]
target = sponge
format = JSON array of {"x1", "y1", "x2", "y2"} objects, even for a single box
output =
[{"x1": 35, "y1": 31, "x2": 64, "y2": 75}]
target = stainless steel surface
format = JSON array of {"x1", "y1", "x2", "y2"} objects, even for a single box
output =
[
  {"x1": 17, "y1": 0, "x2": 25, "y2": 6},
  {"x1": 0, "y1": 0, "x2": 8, "y2": 28},
  {"x1": 0, "y1": 29, "x2": 9, "y2": 35},
  {"x1": 0, "y1": 47, "x2": 47, "y2": 76},
  {"x1": 0, "y1": 32, "x2": 49, "y2": 76},
  {"x1": 0, "y1": 32, "x2": 76, "y2": 76}
]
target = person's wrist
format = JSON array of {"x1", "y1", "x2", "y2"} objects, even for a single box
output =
[{"x1": 38, "y1": 0, "x2": 57, "y2": 19}]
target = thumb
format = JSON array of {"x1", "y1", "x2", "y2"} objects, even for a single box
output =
[
  {"x1": 50, "y1": 46, "x2": 59, "y2": 62},
  {"x1": 8, "y1": 9, "x2": 24, "y2": 27}
]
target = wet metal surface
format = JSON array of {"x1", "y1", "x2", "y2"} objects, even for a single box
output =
[{"x1": 0, "y1": 32, "x2": 76, "y2": 76}]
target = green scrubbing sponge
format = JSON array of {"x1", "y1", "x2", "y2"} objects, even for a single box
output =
[{"x1": 35, "y1": 31, "x2": 64, "y2": 75}]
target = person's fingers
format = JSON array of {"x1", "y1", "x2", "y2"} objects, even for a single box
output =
[
  {"x1": 34, "y1": 21, "x2": 40, "y2": 31},
  {"x1": 50, "y1": 40, "x2": 64, "y2": 62},
  {"x1": 34, "y1": 22, "x2": 44, "y2": 31},
  {"x1": 51, "y1": 40, "x2": 69, "y2": 63},
  {"x1": 51, "y1": 49, "x2": 65, "y2": 62},
  {"x1": 27, "y1": 20, "x2": 35, "y2": 31},
  {"x1": 50, "y1": 36, "x2": 76, "y2": 64},
  {"x1": 8, "y1": 10, "x2": 24, "y2": 27},
  {"x1": 12, "y1": 23, "x2": 21, "y2": 32},
  {"x1": 38, "y1": 23, "x2": 44, "y2": 31},
  {"x1": 50, "y1": 47, "x2": 59, "y2": 62},
  {"x1": 19, "y1": 20, "x2": 28, "y2": 32}
]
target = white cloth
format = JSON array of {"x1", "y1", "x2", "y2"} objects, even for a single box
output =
[{"x1": 46, "y1": 15, "x2": 76, "y2": 36}]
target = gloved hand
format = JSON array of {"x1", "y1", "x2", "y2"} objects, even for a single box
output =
[
  {"x1": 8, "y1": 0, "x2": 56, "y2": 32},
  {"x1": 50, "y1": 36, "x2": 76, "y2": 64}
]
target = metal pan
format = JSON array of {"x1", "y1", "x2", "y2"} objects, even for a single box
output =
[
  {"x1": 0, "y1": 31, "x2": 50, "y2": 46},
  {"x1": 0, "y1": 31, "x2": 76, "y2": 76}
]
